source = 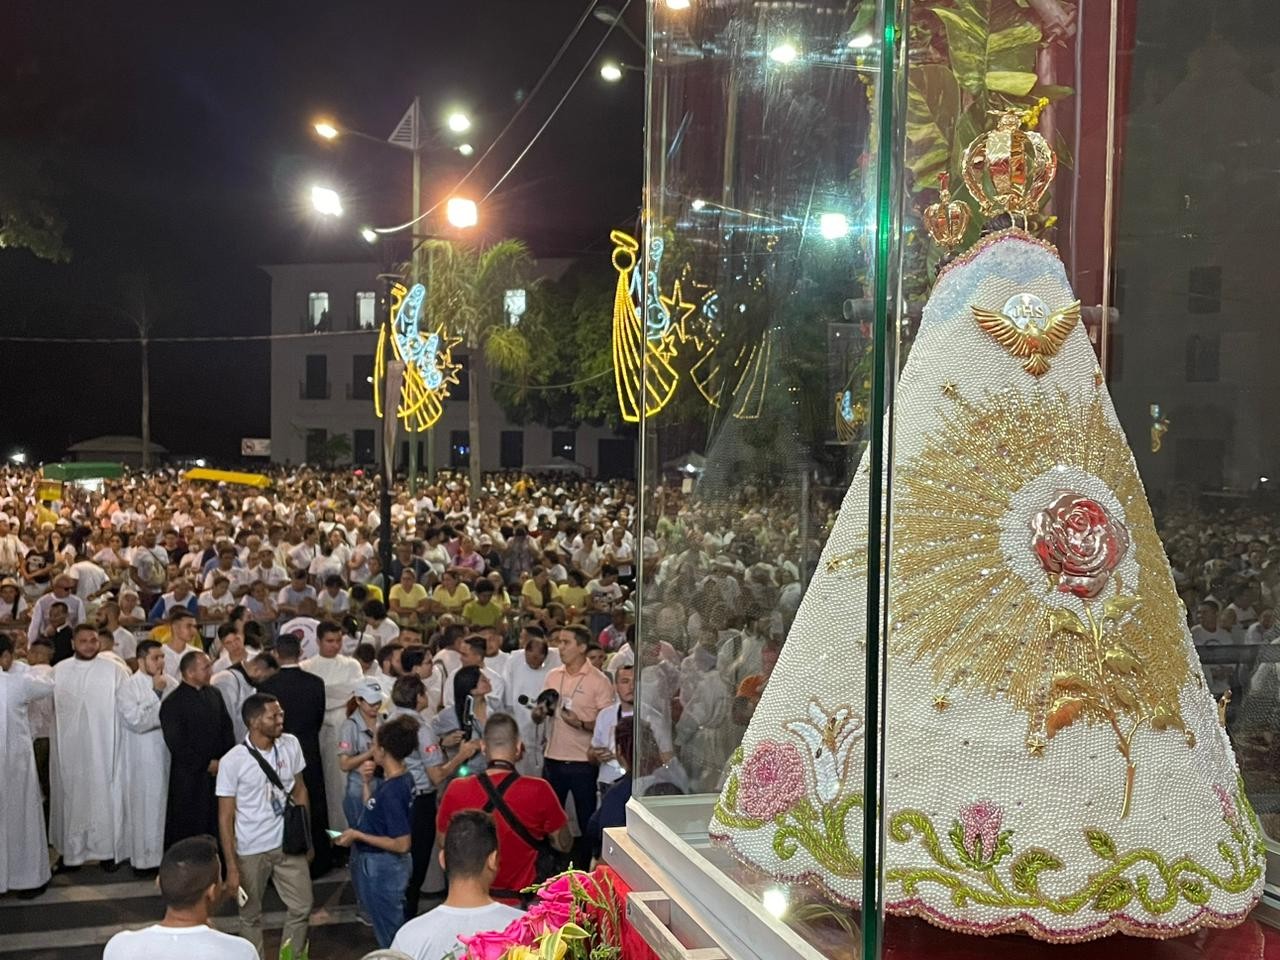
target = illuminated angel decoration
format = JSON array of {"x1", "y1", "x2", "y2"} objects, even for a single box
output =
[
  {"x1": 374, "y1": 281, "x2": 462, "y2": 432},
  {"x1": 611, "y1": 232, "x2": 678, "y2": 423}
]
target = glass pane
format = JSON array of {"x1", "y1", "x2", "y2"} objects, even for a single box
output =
[
  {"x1": 356, "y1": 290, "x2": 378, "y2": 330},
  {"x1": 634, "y1": 0, "x2": 897, "y2": 955}
]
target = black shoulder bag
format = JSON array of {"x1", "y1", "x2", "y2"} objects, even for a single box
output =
[
  {"x1": 245, "y1": 743, "x2": 312, "y2": 856},
  {"x1": 478, "y1": 771, "x2": 562, "y2": 897}
]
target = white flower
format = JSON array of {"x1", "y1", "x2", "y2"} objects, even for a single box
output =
[{"x1": 784, "y1": 700, "x2": 865, "y2": 804}]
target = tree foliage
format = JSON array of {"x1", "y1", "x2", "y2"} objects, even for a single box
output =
[{"x1": 0, "y1": 142, "x2": 70, "y2": 262}]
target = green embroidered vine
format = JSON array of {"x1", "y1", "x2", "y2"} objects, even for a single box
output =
[{"x1": 886, "y1": 784, "x2": 1263, "y2": 915}]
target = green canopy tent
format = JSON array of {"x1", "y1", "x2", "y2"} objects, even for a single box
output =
[{"x1": 41, "y1": 462, "x2": 125, "y2": 482}]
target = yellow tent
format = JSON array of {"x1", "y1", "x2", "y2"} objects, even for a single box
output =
[{"x1": 181, "y1": 468, "x2": 271, "y2": 489}]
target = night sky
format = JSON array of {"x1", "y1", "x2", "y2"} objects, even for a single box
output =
[{"x1": 0, "y1": 0, "x2": 644, "y2": 462}]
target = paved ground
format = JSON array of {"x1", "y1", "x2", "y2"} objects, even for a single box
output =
[{"x1": 0, "y1": 862, "x2": 431, "y2": 959}]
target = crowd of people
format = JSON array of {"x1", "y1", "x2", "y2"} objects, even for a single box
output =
[
  {"x1": 0, "y1": 463, "x2": 805, "y2": 958},
  {"x1": 2, "y1": 462, "x2": 1279, "y2": 957}
]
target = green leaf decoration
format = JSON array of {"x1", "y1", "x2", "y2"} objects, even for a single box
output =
[
  {"x1": 1093, "y1": 877, "x2": 1133, "y2": 911},
  {"x1": 1103, "y1": 647, "x2": 1140, "y2": 675},
  {"x1": 559, "y1": 922, "x2": 592, "y2": 939},
  {"x1": 1047, "y1": 607, "x2": 1088, "y2": 636},
  {"x1": 1103, "y1": 594, "x2": 1142, "y2": 621},
  {"x1": 907, "y1": 64, "x2": 962, "y2": 186},
  {"x1": 985, "y1": 70, "x2": 1039, "y2": 96},
  {"x1": 1085, "y1": 828, "x2": 1117, "y2": 860},
  {"x1": 933, "y1": 2, "x2": 1041, "y2": 96},
  {"x1": 1010, "y1": 848, "x2": 1063, "y2": 894},
  {"x1": 1180, "y1": 878, "x2": 1210, "y2": 905}
]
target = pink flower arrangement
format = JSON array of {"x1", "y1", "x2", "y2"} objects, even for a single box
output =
[
  {"x1": 460, "y1": 867, "x2": 623, "y2": 960},
  {"x1": 739, "y1": 739, "x2": 806, "y2": 820}
]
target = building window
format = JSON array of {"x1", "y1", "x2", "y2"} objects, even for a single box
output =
[
  {"x1": 351, "y1": 355, "x2": 373, "y2": 401},
  {"x1": 353, "y1": 429, "x2": 375, "y2": 465},
  {"x1": 551, "y1": 430, "x2": 576, "y2": 462},
  {"x1": 451, "y1": 354, "x2": 470, "y2": 401},
  {"x1": 304, "y1": 354, "x2": 328, "y2": 399},
  {"x1": 1185, "y1": 334, "x2": 1219, "y2": 382},
  {"x1": 307, "y1": 291, "x2": 331, "y2": 331},
  {"x1": 450, "y1": 430, "x2": 471, "y2": 468},
  {"x1": 355, "y1": 291, "x2": 378, "y2": 330},
  {"x1": 1188, "y1": 266, "x2": 1221, "y2": 314},
  {"x1": 305, "y1": 428, "x2": 327, "y2": 463},
  {"x1": 500, "y1": 430, "x2": 524, "y2": 469}
]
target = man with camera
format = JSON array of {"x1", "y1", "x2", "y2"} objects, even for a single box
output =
[{"x1": 532, "y1": 624, "x2": 615, "y2": 867}]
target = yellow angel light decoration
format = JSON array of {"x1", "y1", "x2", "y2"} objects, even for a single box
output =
[{"x1": 373, "y1": 281, "x2": 462, "y2": 432}]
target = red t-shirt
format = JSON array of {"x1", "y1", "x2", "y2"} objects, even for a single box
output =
[{"x1": 436, "y1": 769, "x2": 567, "y2": 896}]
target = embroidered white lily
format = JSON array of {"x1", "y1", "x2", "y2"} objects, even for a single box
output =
[{"x1": 784, "y1": 701, "x2": 865, "y2": 804}]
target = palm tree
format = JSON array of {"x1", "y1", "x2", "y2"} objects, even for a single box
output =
[{"x1": 422, "y1": 238, "x2": 537, "y2": 503}]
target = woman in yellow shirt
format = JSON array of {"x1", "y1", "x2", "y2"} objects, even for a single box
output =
[
  {"x1": 388, "y1": 568, "x2": 429, "y2": 625},
  {"x1": 557, "y1": 569, "x2": 591, "y2": 618},
  {"x1": 432, "y1": 570, "x2": 472, "y2": 617},
  {"x1": 521, "y1": 566, "x2": 555, "y2": 630}
]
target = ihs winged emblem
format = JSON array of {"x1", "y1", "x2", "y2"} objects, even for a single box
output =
[{"x1": 972, "y1": 293, "x2": 1081, "y2": 377}]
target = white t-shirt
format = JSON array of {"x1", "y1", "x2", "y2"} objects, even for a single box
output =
[
  {"x1": 103, "y1": 923, "x2": 257, "y2": 960},
  {"x1": 390, "y1": 902, "x2": 526, "y2": 960},
  {"x1": 215, "y1": 734, "x2": 306, "y2": 856}
]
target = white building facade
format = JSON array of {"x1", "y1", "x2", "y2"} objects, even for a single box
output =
[{"x1": 264, "y1": 261, "x2": 634, "y2": 477}]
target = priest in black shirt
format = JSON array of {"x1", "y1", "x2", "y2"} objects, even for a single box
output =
[{"x1": 160, "y1": 648, "x2": 235, "y2": 847}]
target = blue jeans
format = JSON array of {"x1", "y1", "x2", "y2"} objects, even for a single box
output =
[{"x1": 351, "y1": 848, "x2": 411, "y2": 947}]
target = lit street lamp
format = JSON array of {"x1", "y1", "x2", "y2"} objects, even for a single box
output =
[
  {"x1": 446, "y1": 197, "x2": 478, "y2": 229},
  {"x1": 360, "y1": 226, "x2": 378, "y2": 244},
  {"x1": 311, "y1": 185, "x2": 343, "y2": 216},
  {"x1": 599, "y1": 60, "x2": 643, "y2": 83},
  {"x1": 446, "y1": 111, "x2": 471, "y2": 134},
  {"x1": 313, "y1": 120, "x2": 339, "y2": 140}
]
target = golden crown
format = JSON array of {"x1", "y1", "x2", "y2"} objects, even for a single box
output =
[
  {"x1": 923, "y1": 173, "x2": 972, "y2": 251},
  {"x1": 961, "y1": 110, "x2": 1057, "y2": 220}
]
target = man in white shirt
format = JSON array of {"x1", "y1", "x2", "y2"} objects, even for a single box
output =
[
  {"x1": 103, "y1": 835, "x2": 256, "y2": 960},
  {"x1": 247, "y1": 547, "x2": 288, "y2": 591},
  {"x1": 360, "y1": 600, "x2": 400, "y2": 649},
  {"x1": 301, "y1": 620, "x2": 363, "y2": 831},
  {"x1": 216, "y1": 692, "x2": 314, "y2": 958},
  {"x1": 590, "y1": 664, "x2": 633, "y2": 793},
  {"x1": 390, "y1": 810, "x2": 524, "y2": 960},
  {"x1": 27, "y1": 575, "x2": 85, "y2": 644},
  {"x1": 68, "y1": 555, "x2": 110, "y2": 602}
]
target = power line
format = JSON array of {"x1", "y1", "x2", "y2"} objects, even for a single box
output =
[
  {"x1": 482, "y1": 0, "x2": 633, "y2": 203},
  {"x1": 0, "y1": 330, "x2": 377, "y2": 344},
  {"x1": 490, "y1": 369, "x2": 611, "y2": 389},
  {"x1": 374, "y1": 0, "x2": 602, "y2": 236}
]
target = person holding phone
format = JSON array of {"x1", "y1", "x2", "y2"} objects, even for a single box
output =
[
  {"x1": 332, "y1": 715, "x2": 418, "y2": 948},
  {"x1": 432, "y1": 666, "x2": 490, "y2": 776}
]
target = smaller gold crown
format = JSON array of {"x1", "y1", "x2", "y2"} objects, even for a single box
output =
[
  {"x1": 923, "y1": 173, "x2": 971, "y2": 251},
  {"x1": 961, "y1": 110, "x2": 1057, "y2": 221}
]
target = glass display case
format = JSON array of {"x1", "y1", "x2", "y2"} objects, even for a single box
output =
[{"x1": 605, "y1": 2, "x2": 1280, "y2": 958}]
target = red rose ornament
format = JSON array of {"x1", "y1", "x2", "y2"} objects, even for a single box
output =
[{"x1": 1029, "y1": 492, "x2": 1130, "y2": 599}]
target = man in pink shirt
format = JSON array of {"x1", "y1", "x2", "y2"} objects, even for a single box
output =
[{"x1": 534, "y1": 624, "x2": 615, "y2": 866}]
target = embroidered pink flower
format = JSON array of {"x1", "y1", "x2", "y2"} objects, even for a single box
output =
[
  {"x1": 1213, "y1": 784, "x2": 1239, "y2": 826},
  {"x1": 739, "y1": 739, "x2": 806, "y2": 820},
  {"x1": 960, "y1": 800, "x2": 1004, "y2": 862},
  {"x1": 1030, "y1": 492, "x2": 1130, "y2": 599}
]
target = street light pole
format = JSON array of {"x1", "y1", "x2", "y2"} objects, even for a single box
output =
[{"x1": 408, "y1": 95, "x2": 423, "y2": 497}]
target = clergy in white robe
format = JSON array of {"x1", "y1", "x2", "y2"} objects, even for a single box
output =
[
  {"x1": 115, "y1": 640, "x2": 177, "y2": 870},
  {"x1": 211, "y1": 662, "x2": 255, "y2": 741},
  {"x1": 50, "y1": 624, "x2": 130, "y2": 867},
  {"x1": 1, "y1": 643, "x2": 55, "y2": 893},
  {"x1": 301, "y1": 623, "x2": 362, "y2": 830},
  {"x1": 503, "y1": 637, "x2": 554, "y2": 775}
]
